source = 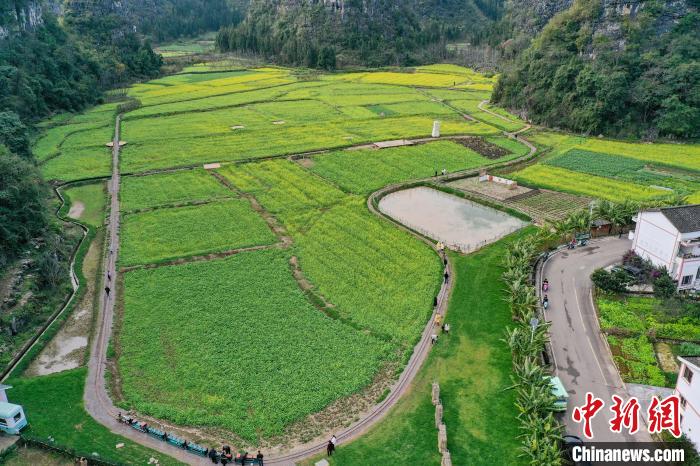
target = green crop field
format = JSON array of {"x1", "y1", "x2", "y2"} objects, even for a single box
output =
[
  {"x1": 507, "y1": 132, "x2": 700, "y2": 201},
  {"x1": 120, "y1": 249, "x2": 390, "y2": 441},
  {"x1": 307, "y1": 140, "x2": 519, "y2": 194},
  {"x1": 119, "y1": 199, "x2": 277, "y2": 266},
  {"x1": 119, "y1": 115, "x2": 490, "y2": 174},
  {"x1": 218, "y1": 159, "x2": 441, "y2": 342},
  {"x1": 510, "y1": 164, "x2": 671, "y2": 201},
  {"x1": 41, "y1": 147, "x2": 112, "y2": 182},
  {"x1": 120, "y1": 169, "x2": 233, "y2": 212}
]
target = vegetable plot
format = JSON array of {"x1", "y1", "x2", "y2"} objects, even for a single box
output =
[
  {"x1": 119, "y1": 249, "x2": 390, "y2": 442},
  {"x1": 119, "y1": 199, "x2": 276, "y2": 266}
]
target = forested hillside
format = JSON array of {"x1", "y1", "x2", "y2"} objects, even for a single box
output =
[
  {"x1": 217, "y1": 0, "x2": 504, "y2": 67},
  {"x1": 493, "y1": 0, "x2": 700, "y2": 139}
]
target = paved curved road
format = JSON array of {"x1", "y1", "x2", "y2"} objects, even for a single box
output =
[{"x1": 541, "y1": 237, "x2": 651, "y2": 442}]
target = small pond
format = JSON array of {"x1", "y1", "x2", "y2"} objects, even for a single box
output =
[{"x1": 379, "y1": 186, "x2": 528, "y2": 253}]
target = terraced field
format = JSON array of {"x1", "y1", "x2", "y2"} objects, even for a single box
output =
[{"x1": 508, "y1": 131, "x2": 700, "y2": 202}]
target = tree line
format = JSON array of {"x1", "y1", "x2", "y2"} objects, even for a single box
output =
[
  {"x1": 493, "y1": 0, "x2": 700, "y2": 139},
  {"x1": 216, "y1": 0, "x2": 506, "y2": 68}
]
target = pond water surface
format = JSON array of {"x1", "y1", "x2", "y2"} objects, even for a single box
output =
[{"x1": 379, "y1": 187, "x2": 527, "y2": 253}]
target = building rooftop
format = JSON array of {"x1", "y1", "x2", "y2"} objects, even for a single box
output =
[
  {"x1": 660, "y1": 205, "x2": 700, "y2": 234},
  {"x1": 679, "y1": 355, "x2": 700, "y2": 369},
  {"x1": 0, "y1": 401, "x2": 21, "y2": 418}
]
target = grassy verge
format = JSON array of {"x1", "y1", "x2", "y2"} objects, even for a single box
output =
[
  {"x1": 7, "y1": 368, "x2": 182, "y2": 465},
  {"x1": 302, "y1": 228, "x2": 533, "y2": 466}
]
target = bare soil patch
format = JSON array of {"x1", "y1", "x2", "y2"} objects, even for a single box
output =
[
  {"x1": 68, "y1": 201, "x2": 85, "y2": 220},
  {"x1": 296, "y1": 158, "x2": 315, "y2": 169},
  {"x1": 655, "y1": 342, "x2": 679, "y2": 373},
  {"x1": 453, "y1": 137, "x2": 510, "y2": 159},
  {"x1": 26, "y1": 230, "x2": 104, "y2": 376}
]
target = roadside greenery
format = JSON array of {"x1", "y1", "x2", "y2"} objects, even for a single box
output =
[{"x1": 502, "y1": 237, "x2": 562, "y2": 465}]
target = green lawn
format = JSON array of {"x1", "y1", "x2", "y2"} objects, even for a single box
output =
[
  {"x1": 303, "y1": 230, "x2": 530, "y2": 466},
  {"x1": 6, "y1": 369, "x2": 182, "y2": 465},
  {"x1": 119, "y1": 249, "x2": 389, "y2": 442},
  {"x1": 119, "y1": 199, "x2": 277, "y2": 266},
  {"x1": 120, "y1": 170, "x2": 232, "y2": 212},
  {"x1": 63, "y1": 182, "x2": 107, "y2": 227}
]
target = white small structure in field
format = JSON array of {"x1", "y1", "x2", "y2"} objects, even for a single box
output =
[
  {"x1": 0, "y1": 385, "x2": 27, "y2": 435},
  {"x1": 432, "y1": 120, "x2": 441, "y2": 138}
]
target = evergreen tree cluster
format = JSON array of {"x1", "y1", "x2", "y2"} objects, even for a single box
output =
[
  {"x1": 216, "y1": 0, "x2": 505, "y2": 68},
  {"x1": 493, "y1": 0, "x2": 700, "y2": 139}
]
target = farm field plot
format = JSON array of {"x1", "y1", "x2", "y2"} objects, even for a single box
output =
[
  {"x1": 506, "y1": 190, "x2": 592, "y2": 221},
  {"x1": 122, "y1": 100, "x2": 344, "y2": 143},
  {"x1": 598, "y1": 295, "x2": 700, "y2": 387},
  {"x1": 120, "y1": 169, "x2": 233, "y2": 212},
  {"x1": 327, "y1": 67, "x2": 496, "y2": 89},
  {"x1": 41, "y1": 147, "x2": 112, "y2": 182},
  {"x1": 218, "y1": 160, "x2": 441, "y2": 342},
  {"x1": 119, "y1": 115, "x2": 487, "y2": 173},
  {"x1": 307, "y1": 140, "x2": 517, "y2": 194},
  {"x1": 63, "y1": 182, "x2": 107, "y2": 227},
  {"x1": 123, "y1": 84, "x2": 302, "y2": 120},
  {"x1": 529, "y1": 131, "x2": 700, "y2": 172},
  {"x1": 446, "y1": 99, "x2": 526, "y2": 132},
  {"x1": 510, "y1": 164, "x2": 670, "y2": 202},
  {"x1": 34, "y1": 105, "x2": 115, "y2": 162},
  {"x1": 127, "y1": 69, "x2": 296, "y2": 106},
  {"x1": 37, "y1": 102, "x2": 117, "y2": 182},
  {"x1": 119, "y1": 249, "x2": 390, "y2": 442},
  {"x1": 119, "y1": 199, "x2": 276, "y2": 266},
  {"x1": 546, "y1": 149, "x2": 700, "y2": 196}
]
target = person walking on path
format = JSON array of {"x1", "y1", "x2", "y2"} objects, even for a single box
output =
[
  {"x1": 431, "y1": 333, "x2": 438, "y2": 345},
  {"x1": 331, "y1": 435, "x2": 337, "y2": 446},
  {"x1": 105, "y1": 286, "x2": 111, "y2": 296},
  {"x1": 257, "y1": 450, "x2": 264, "y2": 466},
  {"x1": 444, "y1": 271, "x2": 449, "y2": 284},
  {"x1": 327, "y1": 440, "x2": 335, "y2": 456},
  {"x1": 207, "y1": 447, "x2": 219, "y2": 464}
]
